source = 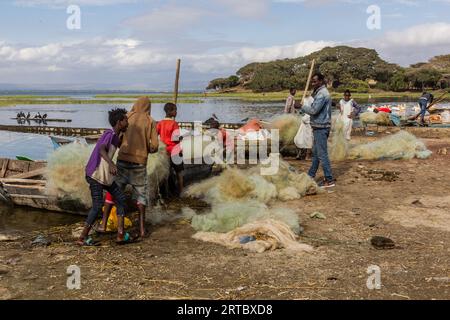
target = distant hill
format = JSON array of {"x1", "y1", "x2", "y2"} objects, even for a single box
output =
[{"x1": 207, "y1": 46, "x2": 450, "y2": 93}]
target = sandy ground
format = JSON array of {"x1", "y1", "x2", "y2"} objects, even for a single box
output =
[{"x1": 0, "y1": 135, "x2": 449, "y2": 300}]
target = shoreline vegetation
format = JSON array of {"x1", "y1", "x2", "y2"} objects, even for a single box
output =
[
  {"x1": 0, "y1": 89, "x2": 449, "y2": 107},
  {"x1": 0, "y1": 96, "x2": 202, "y2": 107}
]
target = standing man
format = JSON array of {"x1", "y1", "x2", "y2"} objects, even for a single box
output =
[
  {"x1": 284, "y1": 88, "x2": 297, "y2": 114},
  {"x1": 418, "y1": 92, "x2": 434, "y2": 126},
  {"x1": 116, "y1": 96, "x2": 159, "y2": 238},
  {"x1": 298, "y1": 73, "x2": 335, "y2": 188}
]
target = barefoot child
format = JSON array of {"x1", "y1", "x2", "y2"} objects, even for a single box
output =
[
  {"x1": 77, "y1": 108, "x2": 129, "y2": 246},
  {"x1": 157, "y1": 103, "x2": 184, "y2": 195}
]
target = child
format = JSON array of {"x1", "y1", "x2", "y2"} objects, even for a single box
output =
[
  {"x1": 284, "y1": 88, "x2": 297, "y2": 114},
  {"x1": 77, "y1": 108, "x2": 130, "y2": 246},
  {"x1": 339, "y1": 90, "x2": 361, "y2": 141},
  {"x1": 157, "y1": 103, "x2": 184, "y2": 194}
]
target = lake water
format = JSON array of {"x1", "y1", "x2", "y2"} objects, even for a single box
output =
[
  {"x1": 0, "y1": 94, "x2": 448, "y2": 231},
  {"x1": 1, "y1": 96, "x2": 440, "y2": 160}
]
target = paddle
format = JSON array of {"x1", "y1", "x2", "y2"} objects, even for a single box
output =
[{"x1": 301, "y1": 59, "x2": 316, "y2": 105}]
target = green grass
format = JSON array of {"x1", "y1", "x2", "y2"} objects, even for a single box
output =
[
  {"x1": 0, "y1": 96, "x2": 202, "y2": 107},
  {"x1": 0, "y1": 90, "x2": 447, "y2": 107},
  {"x1": 96, "y1": 90, "x2": 445, "y2": 102}
]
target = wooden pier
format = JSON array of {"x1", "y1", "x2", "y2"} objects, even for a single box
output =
[
  {"x1": 0, "y1": 122, "x2": 243, "y2": 137},
  {"x1": 0, "y1": 124, "x2": 106, "y2": 137}
]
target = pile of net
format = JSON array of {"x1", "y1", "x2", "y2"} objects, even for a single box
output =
[
  {"x1": 268, "y1": 114, "x2": 301, "y2": 145},
  {"x1": 329, "y1": 119, "x2": 349, "y2": 161},
  {"x1": 45, "y1": 140, "x2": 170, "y2": 206},
  {"x1": 347, "y1": 131, "x2": 432, "y2": 160},
  {"x1": 184, "y1": 160, "x2": 321, "y2": 204},
  {"x1": 186, "y1": 200, "x2": 301, "y2": 234},
  {"x1": 183, "y1": 160, "x2": 317, "y2": 253},
  {"x1": 45, "y1": 143, "x2": 94, "y2": 206},
  {"x1": 360, "y1": 112, "x2": 391, "y2": 126},
  {"x1": 192, "y1": 219, "x2": 314, "y2": 253}
]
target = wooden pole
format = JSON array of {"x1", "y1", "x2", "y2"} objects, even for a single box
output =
[
  {"x1": 302, "y1": 59, "x2": 316, "y2": 104},
  {"x1": 174, "y1": 59, "x2": 181, "y2": 105}
]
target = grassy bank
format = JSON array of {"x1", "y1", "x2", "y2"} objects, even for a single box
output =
[
  {"x1": 95, "y1": 90, "x2": 449, "y2": 103},
  {"x1": 0, "y1": 96, "x2": 202, "y2": 107}
]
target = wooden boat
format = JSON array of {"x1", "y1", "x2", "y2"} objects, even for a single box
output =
[
  {"x1": 49, "y1": 136, "x2": 73, "y2": 149},
  {"x1": 0, "y1": 157, "x2": 215, "y2": 215},
  {"x1": 11, "y1": 118, "x2": 72, "y2": 123},
  {"x1": 0, "y1": 158, "x2": 73, "y2": 213}
]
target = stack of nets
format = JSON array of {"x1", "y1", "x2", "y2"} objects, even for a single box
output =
[
  {"x1": 183, "y1": 160, "x2": 319, "y2": 252},
  {"x1": 360, "y1": 112, "x2": 391, "y2": 126},
  {"x1": 192, "y1": 219, "x2": 314, "y2": 253},
  {"x1": 45, "y1": 143, "x2": 93, "y2": 206},
  {"x1": 45, "y1": 140, "x2": 170, "y2": 207},
  {"x1": 268, "y1": 114, "x2": 301, "y2": 145},
  {"x1": 184, "y1": 159, "x2": 321, "y2": 204},
  {"x1": 347, "y1": 131, "x2": 432, "y2": 160},
  {"x1": 329, "y1": 119, "x2": 349, "y2": 162}
]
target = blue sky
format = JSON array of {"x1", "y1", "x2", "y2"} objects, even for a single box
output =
[{"x1": 1, "y1": 0, "x2": 450, "y2": 90}]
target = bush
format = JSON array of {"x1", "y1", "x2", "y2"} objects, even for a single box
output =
[{"x1": 336, "y1": 79, "x2": 370, "y2": 93}]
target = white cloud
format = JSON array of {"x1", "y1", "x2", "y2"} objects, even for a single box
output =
[
  {"x1": 124, "y1": 5, "x2": 210, "y2": 36},
  {"x1": 214, "y1": 0, "x2": 271, "y2": 18},
  {"x1": 14, "y1": 0, "x2": 141, "y2": 8}
]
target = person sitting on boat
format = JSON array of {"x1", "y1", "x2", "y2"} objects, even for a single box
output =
[
  {"x1": 26, "y1": 112, "x2": 31, "y2": 119},
  {"x1": 284, "y1": 88, "x2": 297, "y2": 114},
  {"x1": 373, "y1": 106, "x2": 392, "y2": 114},
  {"x1": 42, "y1": 113, "x2": 48, "y2": 119},
  {"x1": 77, "y1": 108, "x2": 130, "y2": 246},
  {"x1": 17, "y1": 112, "x2": 22, "y2": 119},
  {"x1": 418, "y1": 92, "x2": 434, "y2": 126},
  {"x1": 339, "y1": 90, "x2": 361, "y2": 141},
  {"x1": 208, "y1": 119, "x2": 234, "y2": 155}
]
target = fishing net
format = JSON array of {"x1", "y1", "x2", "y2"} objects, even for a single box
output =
[
  {"x1": 190, "y1": 200, "x2": 301, "y2": 234},
  {"x1": 329, "y1": 119, "x2": 349, "y2": 162},
  {"x1": 360, "y1": 112, "x2": 391, "y2": 126},
  {"x1": 193, "y1": 219, "x2": 314, "y2": 253},
  {"x1": 268, "y1": 114, "x2": 301, "y2": 145},
  {"x1": 347, "y1": 131, "x2": 432, "y2": 160},
  {"x1": 45, "y1": 143, "x2": 93, "y2": 206},
  {"x1": 45, "y1": 140, "x2": 171, "y2": 206},
  {"x1": 184, "y1": 160, "x2": 321, "y2": 204},
  {"x1": 147, "y1": 141, "x2": 170, "y2": 185}
]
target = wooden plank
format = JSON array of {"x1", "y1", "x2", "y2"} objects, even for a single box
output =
[
  {"x1": 0, "y1": 178, "x2": 45, "y2": 184},
  {"x1": 3, "y1": 184, "x2": 45, "y2": 190},
  {"x1": 8, "y1": 160, "x2": 30, "y2": 173},
  {"x1": 8, "y1": 168, "x2": 46, "y2": 179},
  {"x1": 8, "y1": 194, "x2": 49, "y2": 199},
  {"x1": 0, "y1": 159, "x2": 9, "y2": 178}
]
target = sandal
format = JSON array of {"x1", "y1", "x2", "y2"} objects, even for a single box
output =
[
  {"x1": 76, "y1": 237, "x2": 100, "y2": 247},
  {"x1": 115, "y1": 232, "x2": 139, "y2": 245}
]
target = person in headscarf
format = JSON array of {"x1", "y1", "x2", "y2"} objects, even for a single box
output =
[{"x1": 101, "y1": 97, "x2": 159, "y2": 239}]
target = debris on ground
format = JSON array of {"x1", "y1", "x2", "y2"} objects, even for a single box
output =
[
  {"x1": 31, "y1": 235, "x2": 51, "y2": 247},
  {"x1": 310, "y1": 212, "x2": 327, "y2": 220},
  {"x1": 371, "y1": 236, "x2": 395, "y2": 250}
]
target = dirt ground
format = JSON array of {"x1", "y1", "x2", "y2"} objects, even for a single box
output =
[{"x1": 0, "y1": 134, "x2": 449, "y2": 300}]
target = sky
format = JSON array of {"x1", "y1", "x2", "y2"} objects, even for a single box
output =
[{"x1": 1, "y1": 0, "x2": 450, "y2": 90}]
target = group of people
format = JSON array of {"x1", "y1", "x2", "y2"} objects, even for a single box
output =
[
  {"x1": 77, "y1": 97, "x2": 186, "y2": 246},
  {"x1": 285, "y1": 73, "x2": 361, "y2": 188},
  {"x1": 16, "y1": 112, "x2": 47, "y2": 120}
]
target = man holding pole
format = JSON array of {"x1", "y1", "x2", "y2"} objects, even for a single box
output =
[{"x1": 298, "y1": 73, "x2": 335, "y2": 188}]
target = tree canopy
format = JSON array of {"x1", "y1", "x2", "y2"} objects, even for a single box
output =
[{"x1": 206, "y1": 46, "x2": 449, "y2": 92}]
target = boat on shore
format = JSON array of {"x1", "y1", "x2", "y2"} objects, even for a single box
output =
[{"x1": 0, "y1": 157, "x2": 215, "y2": 215}]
